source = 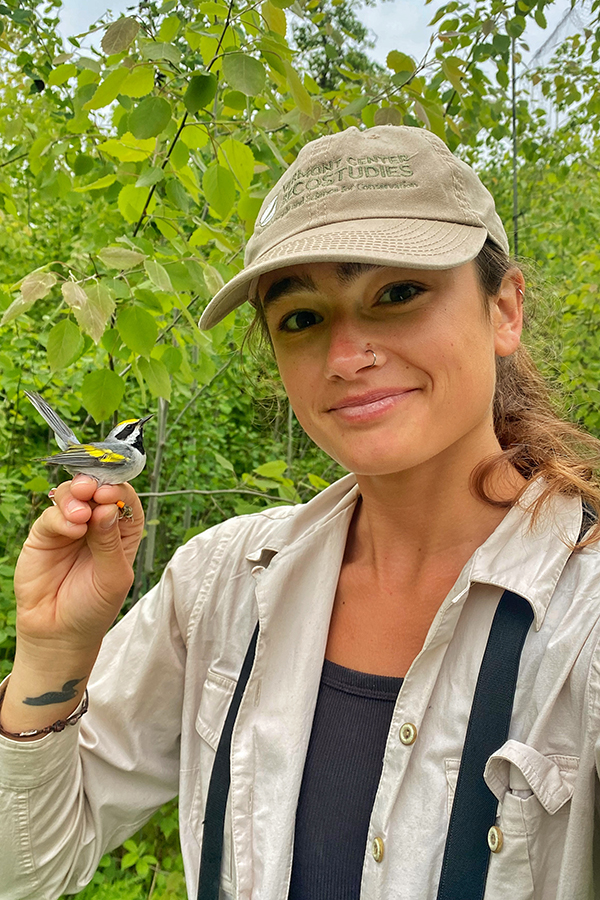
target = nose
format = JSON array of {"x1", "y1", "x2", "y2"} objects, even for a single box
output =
[{"x1": 324, "y1": 321, "x2": 379, "y2": 380}]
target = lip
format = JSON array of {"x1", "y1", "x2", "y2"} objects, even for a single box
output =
[{"x1": 328, "y1": 388, "x2": 417, "y2": 422}]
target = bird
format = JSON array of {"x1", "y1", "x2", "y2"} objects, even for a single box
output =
[{"x1": 24, "y1": 391, "x2": 152, "y2": 515}]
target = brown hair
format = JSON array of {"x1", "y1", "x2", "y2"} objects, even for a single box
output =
[
  {"x1": 248, "y1": 245, "x2": 600, "y2": 546},
  {"x1": 474, "y1": 239, "x2": 600, "y2": 546}
]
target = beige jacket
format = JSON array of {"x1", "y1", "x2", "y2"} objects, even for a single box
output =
[{"x1": 1, "y1": 475, "x2": 600, "y2": 900}]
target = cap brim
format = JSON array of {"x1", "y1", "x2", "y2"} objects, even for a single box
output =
[{"x1": 199, "y1": 217, "x2": 488, "y2": 330}]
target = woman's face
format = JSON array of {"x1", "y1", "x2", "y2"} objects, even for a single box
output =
[{"x1": 258, "y1": 261, "x2": 522, "y2": 478}]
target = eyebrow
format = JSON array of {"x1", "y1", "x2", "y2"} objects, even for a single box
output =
[{"x1": 262, "y1": 263, "x2": 381, "y2": 307}]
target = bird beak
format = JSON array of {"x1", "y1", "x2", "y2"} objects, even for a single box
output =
[{"x1": 138, "y1": 414, "x2": 154, "y2": 426}]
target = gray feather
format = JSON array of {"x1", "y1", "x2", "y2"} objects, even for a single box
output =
[{"x1": 25, "y1": 391, "x2": 80, "y2": 451}]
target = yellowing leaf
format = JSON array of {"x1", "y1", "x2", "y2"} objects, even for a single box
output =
[
  {"x1": 217, "y1": 138, "x2": 255, "y2": 191},
  {"x1": 61, "y1": 280, "x2": 88, "y2": 311},
  {"x1": 19, "y1": 271, "x2": 57, "y2": 303},
  {"x1": 84, "y1": 67, "x2": 129, "y2": 110},
  {"x1": 180, "y1": 123, "x2": 209, "y2": 150},
  {"x1": 101, "y1": 17, "x2": 140, "y2": 55},
  {"x1": 73, "y1": 174, "x2": 117, "y2": 193},
  {"x1": 80, "y1": 282, "x2": 117, "y2": 343},
  {"x1": 98, "y1": 132, "x2": 155, "y2": 161},
  {"x1": 203, "y1": 264, "x2": 224, "y2": 295},
  {"x1": 144, "y1": 259, "x2": 173, "y2": 292},
  {"x1": 262, "y1": 1, "x2": 287, "y2": 35},
  {"x1": 48, "y1": 63, "x2": 77, "y2": 86},
  {"x1": 118, "y1": 184, "x2": 157, "y2": 223},
  {"x1": 119, "y1": 65, "x2": 155, "y2": 98}
]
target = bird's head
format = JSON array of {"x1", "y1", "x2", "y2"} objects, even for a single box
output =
[{"x1": 107, "y1": 414, "x2": 153, "y2": 454}]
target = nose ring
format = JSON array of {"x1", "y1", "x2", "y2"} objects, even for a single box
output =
[{"x1": 366, "y1": 348, "x2": 377, "y2": 368}]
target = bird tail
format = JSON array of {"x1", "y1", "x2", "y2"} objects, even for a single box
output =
[{"x1": 24, "y1": 391, "x2": 80, "y2": 451}]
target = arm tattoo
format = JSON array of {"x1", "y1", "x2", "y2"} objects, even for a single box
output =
[{"x1": 23, "y1": 678, "x2": 85, "y2": 706}]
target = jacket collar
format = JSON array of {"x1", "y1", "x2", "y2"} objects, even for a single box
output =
[{"x1": 246, "y1": 474, "x2": 583, "y2": 631}]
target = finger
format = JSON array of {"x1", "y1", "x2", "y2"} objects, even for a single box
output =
[
  {"x1": 52, "y1": 481, "x2": 93, "y2": 525},
  {"x1": 69, "y1": 474, "x2": 101, "y2": 502},
  {"x1": 28, "y1": 504, "x2": 89, "y2": 544},
  {"x1": 85, "y1": 505, "x2": 134, "y2": 598},
  {"x1": 93, "y1": 482, "x2": 143, "y2": 518}
]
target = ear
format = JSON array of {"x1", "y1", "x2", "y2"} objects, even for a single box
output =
[{"x1": 492, "y1": 269, "x2": 524, "y2": 357}]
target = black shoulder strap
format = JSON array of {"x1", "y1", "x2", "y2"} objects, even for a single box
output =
[
  {"x1": 197, "y1": 622, "x2": 259, "y2": 900},
  {"x1": 435, "y1": 589, "x2": 533, "y2": 900},
  {"x1": 437, "y1": 502, "x2": 594, "y2": 900},
  {"x1": 198, "y1": 503, "x2": 594, "y2": 900}
]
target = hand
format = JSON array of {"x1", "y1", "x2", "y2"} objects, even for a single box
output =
[{"x1": 14, "y1": 475, "x2": 144, "y2": 656}]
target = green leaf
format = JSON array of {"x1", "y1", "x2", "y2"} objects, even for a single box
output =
[
  {"x1": 140, "y1": 41, "x2": 182, "y2": 65},
  {"x1": 307, "y1": 472, "x2": 330, "y2": 490},
  {"x1": 283, "y1": 61, "x2": 312, "y2": 115},
  {"x1": 129, "y1": 96, "x2": 172, "y2": 139},
  {"x1": 136, "y1": 166, "x2": 165, "y2": 188},
  {"x1": 506, "y1": 15, "x2": 526, "y2": 38},
  {"x1": 374, "y1": 106, "x2": 402, "y2": 126},
  {"x1": 82, "y1": 369, "x2": 126, "y2": 422},
  {"x1": 119, "y1": 65, "x2": 155, "y2": 98},
  {"x1": 1, "y1": 294, "x2": 36, "y2": 325},
  {"x1": 144, "y1": 259, "x2": 173, "y2": 291},
  {"x1": 118, "y1": 184, "x2": 157, "y2": 223},
  {"x1": 47, "y1": 318, "x2": 84, "y2": 371},
  {"x1": 117, "y1": 305, "x2": 158, "y2": 357},
  {"x1": 73, "y1": 174, "x2": 117, "y2": 193},
  {"x1": 138, "y1": 357, "x2": 171, "y2": 400},
  {"x1": 255, "y1": 459, "x2": 287, "y2": 478},
  {"x1": 184, "y1": 72, "x2": 217, "y2": 113},
  {"x1": 101, "y1": 17, "x2": 140, "y2": 55},
  {"x1": 159, "y1": 15, "x2": 181, "y2": 42},
  {"x1": 84, "y1": 67, "x2": 129, "y2": 110},
  {"x1": 217, "y1": 138, "x2": 255, "y2": 190},
  {"x1": 24, "y1": 475, "x2": 51, "y2": 493},
  {"x1": 202, "y1": 164, "x2": 236, "y2": 219},
  {"x1": 98, "y1": 246, "x2": 146, "y2": 269},
  {"x1": 214, "y1": 451, "x2": 235, "y2": 473},
  {"x1": 222, "y1": 53, "x2": 266, "y2": 96},
  {"x1": 48, "y1": 63, "x2": 77, "y2": 86},
  {"x1": 386, "y1": 50, "x2": 416, "y2": 74}
]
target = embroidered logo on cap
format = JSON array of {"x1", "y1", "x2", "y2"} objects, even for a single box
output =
[{"x1": 258, "y1": 195, "x2": 279, "y2": 227}]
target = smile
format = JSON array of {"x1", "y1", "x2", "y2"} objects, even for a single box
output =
[{"x1": 328, "y1": 389, "x2": 417, "y2": 422}]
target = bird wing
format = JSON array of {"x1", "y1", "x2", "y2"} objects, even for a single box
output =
[
  {"x1": 25, "y1": 391, "x2": 79, "y2": 450},
  {"x1": 39, "y1": 444, "x2": 128, "y2": 469}
]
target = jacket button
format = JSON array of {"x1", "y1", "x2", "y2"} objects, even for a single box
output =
[
  {"x1": 487, "y1": 825, "x2": 503, "y2": 853},
  {"x1": 372, "y1": 837, "x2": 384, "y2": 862},
  {"x1": 399, "y1": 722, "x2": 417, "y2": 745}
]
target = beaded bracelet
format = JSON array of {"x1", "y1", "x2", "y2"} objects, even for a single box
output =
[{"x1": 0, "y1": 685, "x2": 89, "y2": 739}]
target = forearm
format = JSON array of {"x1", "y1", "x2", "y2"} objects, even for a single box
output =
[{"x1": 0, "y1": 640, "x2": 100, "y2": 740}]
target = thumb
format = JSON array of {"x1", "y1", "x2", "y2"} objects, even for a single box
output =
[{"x1": 86, "y1": 505, "x2": 133, "y2": 599}]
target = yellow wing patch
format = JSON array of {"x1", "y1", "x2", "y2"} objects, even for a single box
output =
[{"x1": 71, "y1": 444, "x2": 126, "y2": 463}]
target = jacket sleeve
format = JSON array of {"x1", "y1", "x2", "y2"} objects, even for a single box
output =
[{"x1": 0, "y1": 540, "x2": 198, "y2": 900}]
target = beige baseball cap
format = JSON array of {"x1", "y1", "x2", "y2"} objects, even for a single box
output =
[{"x1": 199, "y1": 125, "x2": 509, "y2": 330}]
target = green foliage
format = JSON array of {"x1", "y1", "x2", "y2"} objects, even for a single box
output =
[{"x1": 2, "y1": 0, "x2": 600, "y2": 895}]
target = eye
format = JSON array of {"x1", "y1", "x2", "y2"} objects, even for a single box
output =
[
  {"x1": 376, "y1": 282, "x2": 423, "y2": 305},
  {"x1": 279, "y1": 309, "x2": 324, "y2": 333}
]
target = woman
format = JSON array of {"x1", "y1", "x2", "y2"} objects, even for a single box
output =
[{"x1": 1, "y1": 125, "x2": 600, "y2": 900}]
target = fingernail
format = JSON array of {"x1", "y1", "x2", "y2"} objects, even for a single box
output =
[
  {"x1": 101, "y1": 512, "x2": 119, "y2": 530},
  {"x1": 66, "y1": 499, "x2": 83, "y2": 514}
]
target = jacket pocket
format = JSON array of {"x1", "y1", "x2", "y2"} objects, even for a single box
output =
[
  {"x1": 482, "y1": 740, "x2": 579, "y2": 900},
  {"x1": 191, "y1": 669, "x2": 237, "y2": 892}
]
